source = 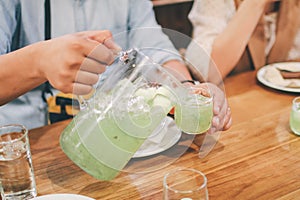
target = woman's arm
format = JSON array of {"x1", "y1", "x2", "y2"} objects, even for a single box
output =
[{"x1": 209, "y1": 0, "x2": 273, "y2": 82}]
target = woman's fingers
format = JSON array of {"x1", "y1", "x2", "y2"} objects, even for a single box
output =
[
  {"x1": 223, "y1": 107, "x2": 233, "y2": 131},
  {"x1": 205, "y1": 83, "x2": 232, "y2": 132}
]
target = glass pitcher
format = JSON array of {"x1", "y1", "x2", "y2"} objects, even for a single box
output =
[{"x1": 60, "y1": 48, "x2": 213, "y2": 181}]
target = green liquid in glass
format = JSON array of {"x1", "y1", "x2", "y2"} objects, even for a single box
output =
[
  {"x1": 175, "y1": 95, "x2": 213, "y2": 134},
  {"x1": 290, "y1": 105, "x2": 300, "y2": 136}
]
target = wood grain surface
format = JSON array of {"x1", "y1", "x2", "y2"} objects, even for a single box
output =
[{"x1": 28, "y1": 71, "x2": 300, "y2": 200}]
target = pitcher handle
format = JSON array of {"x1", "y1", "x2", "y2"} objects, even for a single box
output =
[{"x1": 76, "y1": 95, "x2": 88, "y2": 110}]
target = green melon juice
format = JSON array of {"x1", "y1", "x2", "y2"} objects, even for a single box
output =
[
  {"x1": 290, "y1": 97, "x2": 300, "y2": 136},
  {"x1": 175, "y1": 94, "x2": 213, "y2": 134},
  {"x1": 60, "y1": 84, "x2": 173, "y2": 180}
]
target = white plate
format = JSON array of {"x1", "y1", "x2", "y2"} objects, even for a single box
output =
[
  {"x1": 133, "y1": 117, "x2": 182, "y2": 158},
  {"x1": 257, "y1": 62, "x2": 300, "y2": 93},
  {"x1": 31, "y1": 194, "x2": 94, "y2": 200}
]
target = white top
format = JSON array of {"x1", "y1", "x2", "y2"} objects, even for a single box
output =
[{"x1": 185, "y1": 0, "x2": 300, "y2": 80}]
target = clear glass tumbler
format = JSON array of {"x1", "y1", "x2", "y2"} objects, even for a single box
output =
[
  {"x1": 163, "y1": 168, "x2": 209, "y2": 200},
  {"x1": 290, "y1": 96, "x2": 300, "y2": 136},
  {"x1": 175, "y1": 85, "x2": 213, "y2": 134},
  {"x1": 0, "y1": 124, "x2": 37, "y2": 200}
]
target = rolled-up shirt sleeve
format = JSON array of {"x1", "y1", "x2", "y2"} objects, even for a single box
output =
[
  {"x1": 0, "y1": 0, "x2": 19, "y2": 54},
  {"x1": 127, "y1": 0, "x2": 182, "y2": 64},
  {"x1": 185, "y1": 0, "x2": 235, "y2": 80}
]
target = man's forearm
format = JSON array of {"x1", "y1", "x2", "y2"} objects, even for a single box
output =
[{"x1": 0, "y1": 45, "x2": 45, "y2": 105}]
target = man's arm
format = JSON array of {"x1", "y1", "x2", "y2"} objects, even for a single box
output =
[{"x1": 0, "y1": 30, "x2": 120, "y2": 105}]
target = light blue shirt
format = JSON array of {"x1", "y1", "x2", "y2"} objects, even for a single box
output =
[{"x1": 0, "y1": 0, "x2": 181, "y2": 129}]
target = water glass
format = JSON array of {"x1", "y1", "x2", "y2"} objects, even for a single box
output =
[
  {"x1": 0, "y1": 124, "x2": 37, "y2": 200},
  {"x1": 163, "y1": 168, "x2": 209, "y2": 200},
  {"x1": 290, "y1": 96, "x2": 300, "y2": 136}
]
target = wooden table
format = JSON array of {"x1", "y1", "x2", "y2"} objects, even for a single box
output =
[{"x1": 29, "y1": 71, "x2": 300, "y2": 200}]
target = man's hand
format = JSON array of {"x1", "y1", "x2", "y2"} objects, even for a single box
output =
[{"x1": 35, "y1": 30, "x2": 121, "y2": 95}]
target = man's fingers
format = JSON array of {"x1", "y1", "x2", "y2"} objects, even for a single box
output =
[
  {"x1": 104, "y1": 38, "x2": 122, "y2": 54},
  {"x1": 77, "y1": 31, "x2": 116, "y2": 65},
  {"x1": 77, "y1": 30, "x2": 113, "y2": 44},
  {"x1": 75, "y1": 70, "x2": 99, "y2": 86},
  {"x1": 81, "y1": 57, "x2": 107, "y2": 74},
  {"x1": 73, "y1": 82, "x2": 94, "y2": 95},
  {"x1": 87, "y1": 44, "x2": 115, "y2": 65}
]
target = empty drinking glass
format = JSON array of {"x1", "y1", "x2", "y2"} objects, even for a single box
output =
[{"x1": 163, "y1": 168, "x2": 209, "y2": 200}]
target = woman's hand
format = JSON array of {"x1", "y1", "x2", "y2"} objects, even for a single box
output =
[{"x1": 196, "y1": 83, "x2": 232, "y2": 133}]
